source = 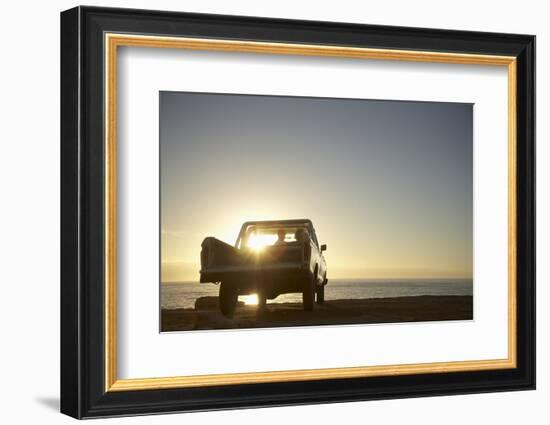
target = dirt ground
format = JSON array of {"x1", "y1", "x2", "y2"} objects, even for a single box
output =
[{"x1": 161, "y1": 295, "x2": 473, "y2": 332}]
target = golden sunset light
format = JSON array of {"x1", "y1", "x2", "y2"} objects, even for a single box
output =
[{"x1": 160, "y1": 92, "x2": 473, "y2": 283}]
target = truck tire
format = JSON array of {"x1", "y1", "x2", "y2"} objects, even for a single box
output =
[
  {"x1": 316, "y1": 283, "x2": 325, "y2": 304},
  {"x1": 303, "y1": 272, "x2": 316, "y2": 311},
  {"x1": 219, "y1": 282, "x2": 238, "y2": 318}
]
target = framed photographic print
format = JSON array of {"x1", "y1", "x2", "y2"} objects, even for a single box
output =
[{"x1": 60, "y1": 6, "x2": 535, "y2": 419}]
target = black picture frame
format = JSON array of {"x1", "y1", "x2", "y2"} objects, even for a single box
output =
[{"x1": 61, "y1": 5, "x2": 535, "y2": 419}]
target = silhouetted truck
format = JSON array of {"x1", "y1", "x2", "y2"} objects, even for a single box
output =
[{"x1": 200, "y1": 219, "x2": 328, "y2": 317}]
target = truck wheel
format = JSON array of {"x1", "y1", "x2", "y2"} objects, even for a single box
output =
[
  {"x1": 303, "y1": 272, "x2": 316, "y2": 311},
  {"x1": 219, "y1": 283, "x2": 238, "y2": 318},
  {"x1": 316, "y1": 283, "x2": 325, "y2": 304}
]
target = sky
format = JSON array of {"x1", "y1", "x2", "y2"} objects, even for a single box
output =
[{"x1": 160, "y1": 91, "x2": 473, "y2": 282}]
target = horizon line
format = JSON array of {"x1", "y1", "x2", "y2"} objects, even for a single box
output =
[{"x1": 161, "y1": 276, "x2": 474, "y2": 284}]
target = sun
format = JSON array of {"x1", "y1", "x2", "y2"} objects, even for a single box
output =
[
  {"x1": 247, "y1": 233, "x2": 277, "y2": 252},
  {"x1": 241, "y1": 294, "x2": 259, "y2": 305}
]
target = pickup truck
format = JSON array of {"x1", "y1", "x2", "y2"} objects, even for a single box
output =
[{"x1": 199, "y1": 219, "x2": 328, "y2": 317}]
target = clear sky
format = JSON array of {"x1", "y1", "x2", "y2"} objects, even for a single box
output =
[{"x1": 160, "y1": 91, "x2": 473, "y2": 282}]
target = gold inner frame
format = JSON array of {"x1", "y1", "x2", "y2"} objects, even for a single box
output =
[{"x1": 104, "y1": 33, "x2": 517, "y2": 392}]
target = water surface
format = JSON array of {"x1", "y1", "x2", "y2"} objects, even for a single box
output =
[{"x1": 161, "y1": 278, "x2": 473, "y2": 310}]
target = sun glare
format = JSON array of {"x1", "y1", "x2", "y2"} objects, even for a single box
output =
[
  {"x1": 247, "y1": 233, "x2": 277, "y2": 252},
  {"x1": 241, "y1": 294, "x2": 259, "y2": 305}
]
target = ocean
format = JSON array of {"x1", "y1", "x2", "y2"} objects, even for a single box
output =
[{"x1": 161, "y1": 278, "x2": 473, "y2": 310}]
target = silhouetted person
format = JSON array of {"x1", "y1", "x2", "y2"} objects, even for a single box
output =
[
  {"x1": 295, "y1": 228, "x2": 309, "y2": 243},
  {"x1": 274, "y1": 229, "x2": 286, "y2": 245}
]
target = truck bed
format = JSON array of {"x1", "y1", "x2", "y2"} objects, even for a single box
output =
[{"x1": 199, "y1": 237, "x2": 305, "y2": 283}]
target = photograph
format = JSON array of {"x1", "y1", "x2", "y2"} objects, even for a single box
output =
[
  {"x1": 59, "y1": 5, "x2": 535, "y2": 418},
  {"x1": 160, "y1": 91, "x2": 474, "y2": 332}
]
